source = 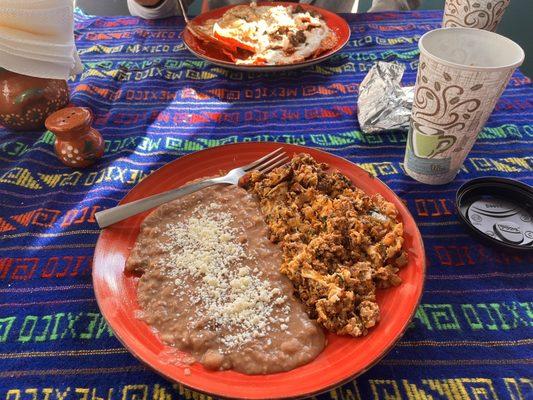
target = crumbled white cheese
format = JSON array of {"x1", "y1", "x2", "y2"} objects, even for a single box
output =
[
  {"x1": 158, "y1": 203, "x2": 288, "y2": 350},
  {"x1": 370, "y1": 211, "x2": 388, "y2": 223}
]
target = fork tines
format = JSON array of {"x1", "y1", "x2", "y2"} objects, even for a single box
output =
[
  {"x1": 257, "y1": 152, "x2": 290, "y2": 174},
  {"x1": 244, "y1": 147, "x2": 289, "y2": 174}
]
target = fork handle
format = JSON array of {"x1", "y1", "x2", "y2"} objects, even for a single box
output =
[
  {"x1": 95, "y1": 178, "x2": 225, "y2": 228},
  {"x1": 176, "y1": 0, "x2": 190, "y2": 24}
]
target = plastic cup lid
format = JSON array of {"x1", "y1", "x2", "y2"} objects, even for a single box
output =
[{"x1": 456, "y1": 177, "x2": 533, "y2": 252}]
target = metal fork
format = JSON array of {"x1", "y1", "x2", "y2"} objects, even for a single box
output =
[{"x1": 94, "y1": 148, "x2": 288, "y2": 228}]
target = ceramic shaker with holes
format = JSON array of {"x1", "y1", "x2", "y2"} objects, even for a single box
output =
[{"x1": 45, "y1": 107, "x2": 104, "y2": 168}]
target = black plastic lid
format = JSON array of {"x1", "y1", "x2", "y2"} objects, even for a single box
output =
[{"x1": 456, "y1": 177, "x2": 533, "y2": 252}]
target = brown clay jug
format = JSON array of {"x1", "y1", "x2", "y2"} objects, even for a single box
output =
[
  {"x1": 45, "y1": 107, "x2": 104, "y2": 168},
  {"x1": 0, "y1": 68, "x2": 69, "y2": 131}
]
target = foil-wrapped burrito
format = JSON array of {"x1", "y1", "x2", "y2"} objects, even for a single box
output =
[{"x1": 357, "y1": 61, "x2": 414, "y2": 134}]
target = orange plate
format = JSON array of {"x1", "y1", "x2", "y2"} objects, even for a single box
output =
[
  {"x1": 93, "y1": 143, "x2": 426, "y2": 399},
  {"x1": 182, "y1": 2, "x2": 351, "y2": 71}
]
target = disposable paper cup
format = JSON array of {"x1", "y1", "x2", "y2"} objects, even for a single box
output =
[
  {"x1": 404, "y1": 28, "x2": 524, "y2": 185},
  {"x1": 443, "y1": 0, "x2": 511, "y2": 32}
]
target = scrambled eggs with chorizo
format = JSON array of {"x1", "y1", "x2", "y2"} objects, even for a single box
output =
[{"x1": 243, "y1": 154, "x2": 408, "y2": 337}]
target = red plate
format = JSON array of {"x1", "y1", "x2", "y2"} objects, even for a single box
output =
[
  {"x1": 182, "y1": 2, "x2": 351, "y2": 71},
  {"x1": 93, "y1": 143, "x2": 426, "y2": 399}
]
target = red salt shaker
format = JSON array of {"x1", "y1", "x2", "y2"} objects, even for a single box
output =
[{"x1": 45, "y1": 107, "x2": 104, "y2": 168}]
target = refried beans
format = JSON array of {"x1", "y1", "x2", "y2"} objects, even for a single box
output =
[{"x1": 125, "y1": 184, "x2": 325, "y2": 374}]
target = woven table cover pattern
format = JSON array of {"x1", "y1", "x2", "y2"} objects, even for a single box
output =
[{"x1": 0, "y1": 10, "x2": 531, "y2": 399}]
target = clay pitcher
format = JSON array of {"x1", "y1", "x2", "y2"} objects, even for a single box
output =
[{"x1": 0, "y1": 68, "x2": 69, "y2": 131}]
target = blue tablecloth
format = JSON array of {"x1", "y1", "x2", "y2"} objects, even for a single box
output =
[{"x1": 0, "y1": 9, "x2": 531, "y2": 399}]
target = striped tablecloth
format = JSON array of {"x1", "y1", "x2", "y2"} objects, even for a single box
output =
[{"x1": 0, "y1": 9, "x2": 531, "y2": 400}]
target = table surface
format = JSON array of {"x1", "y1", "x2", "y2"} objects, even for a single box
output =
[{"x1": 0, "y1": 9, "x2": 532, "y2": 400}]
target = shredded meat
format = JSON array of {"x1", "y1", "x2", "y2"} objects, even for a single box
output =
[
  {"x1": 288, "y1": 30, "x2": 307, "y2": 47},
  {"x1": 294, "y1": 5, "x2": 305, "y2": 14},
  {"x1": 242, "y1": 154, "x2": 408, "y2": 337}
]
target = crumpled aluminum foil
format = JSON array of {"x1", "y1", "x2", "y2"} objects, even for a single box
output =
[{"x1": 357, "y1": 61, "x2": 414, "y2": 134}]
